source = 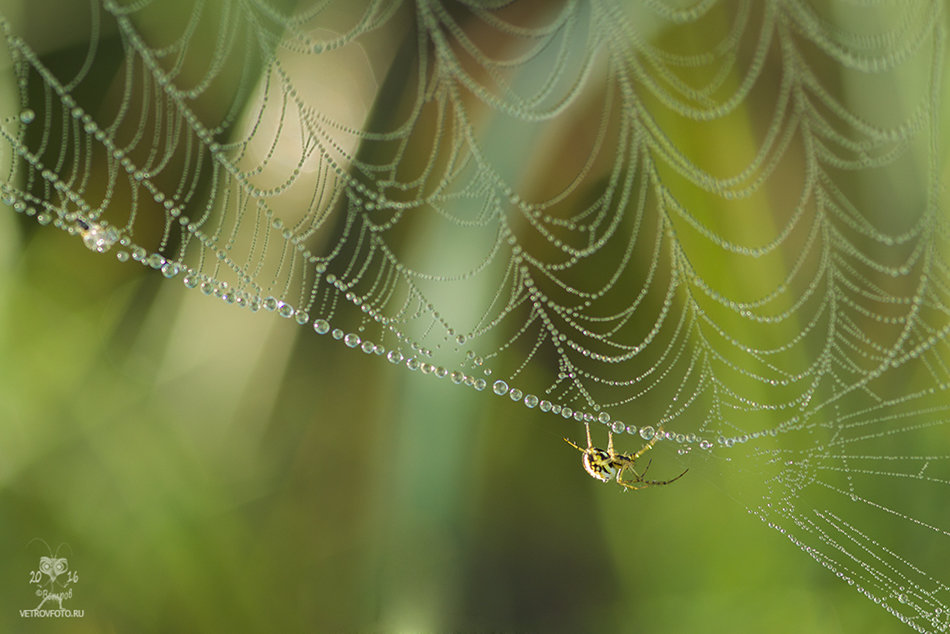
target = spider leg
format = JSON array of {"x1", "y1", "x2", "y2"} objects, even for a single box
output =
[
  {"x1": 617, "y1": 466, "x2": 688, "y2": 489},
  {"x1": 615, "y1": 459, "x2": 643, "y2": 485},
  {"x1": 563, "y1": 437, "x2": 585, "y2": 453},
  {"x1": 640, "y1": 457, "x2": 653, "y2": 478},
  {"x1": 629, "y1": 427, "x2": 663, "y2": 462},
  {"x1": 565, "y1": 422, "x2": 596, "y2": 453},
  {"x1": 640, "y1": 468, "x2": 689, "y2": 487},
  {"x1": 616, "y1": 478, "x2": 654, "y2": 491}
]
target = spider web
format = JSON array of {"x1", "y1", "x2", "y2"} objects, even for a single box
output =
[{"x1": 2, "y1": 0, "x2": 950, "y2": 630}]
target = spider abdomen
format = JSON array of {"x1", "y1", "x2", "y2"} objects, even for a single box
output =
[{"x1": 582, "y1": 449, "x2": 617, "y2": 482}]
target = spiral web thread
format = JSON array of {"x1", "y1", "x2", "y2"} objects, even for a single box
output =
[{"x1": 2, "y1": 1, "x2": 950, "y2": 629}]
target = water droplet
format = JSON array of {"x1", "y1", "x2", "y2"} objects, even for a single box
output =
[
  {"x1": 492, "y1": 380, "x2": 509, "y2": 396},
  {"x1": 263, "y1": 297, "x2": 278, "y2": 311},
  {"x1": 524, "y1": 394, "x2": 539, "y2": 408},
  {"x1": 598, "y1": 412, "x2": 611, "y2": 424},
  {"x1": 331, "y1": 328, "x2": 344, "y2": 340},
  {"x1": 313, "y1": 319, "x2": 330, "y2": 334},
  {"x1": 79, "y1": 222, "x2": 120, "y2": 253},
  {"x1": 344, "y1": 333, "x2": 361, "y2": 348},
  {"x1": 278, "y1": 303, "x2": 294, "y2": 318},
  {"x1": 161, "y1": 262, "x2": 180, "y2": 278},
  {"x1": 387, "y1": 350, "x2": 404, "y2": 364},
  {"x1": 640, "y1": 426, "x2": 655, "y2": 441},
  {"x1": 147, "y1": 253, "x2": 165, "y2": 269},
  {"x1": 611, "y1": 422, "x2": 625, "y2": 434},
  {"x1": 406, "y1": 358, "x2": 420, "y2": 371},
  {"x1": 509, "y1": 388, "x2": 523, "y2": 402},
  {"x1": 539, "y1": 400, "x2": 552, "y2": 412},
  {"x1": 450, "y1": 371, "x2": 464, "y2": 384},
  {"x1": 19, "y1": 109, "x2": 34, "y2": 124},
  {"x1": 361, "y1": 341, "x2": 375, "y2": 354},
  {"x1": 473, "y1": 378, "x2": 487, "y2": 391}
]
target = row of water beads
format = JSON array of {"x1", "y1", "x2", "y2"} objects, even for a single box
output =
[
  {"x1": 761, "y1": 503, "x2": 950, "y2": 632},
  {"x1": 2, "y1": 180, "x2": 760, "y2": 456},
  {"x1": 2, "y1": 107, "x2": 757, "y2": 453}
]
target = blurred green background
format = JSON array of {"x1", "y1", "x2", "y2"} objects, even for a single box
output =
[
  {"x1": 0, "y1": 207, "x2": 897, "y2": 633},
  {"x1": 0, "y1": 1, "x2": 939, "y2": 632}
]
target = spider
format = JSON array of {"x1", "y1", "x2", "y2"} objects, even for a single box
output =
[{"x1": 564, "y1": 423, "x2": 687, "y2": 491}]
